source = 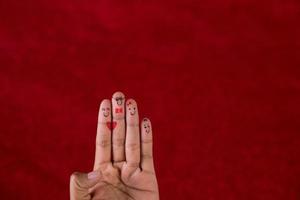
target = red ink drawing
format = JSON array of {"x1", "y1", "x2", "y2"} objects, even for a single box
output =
[
  {"x1": 106, "y1": 121, "x2": 117, "y2": 130},
  {"x1": 115, "y1": 108, "x2": 123, "y2": 113}
]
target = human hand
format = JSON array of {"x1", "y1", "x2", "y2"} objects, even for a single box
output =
[{"x1": 70, "y1": 92, "x2": 159, "y2": 200}]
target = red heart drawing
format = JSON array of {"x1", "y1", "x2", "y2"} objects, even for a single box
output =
[{"x1": 106, "y1": 121, "x2": 117, "y2": 130}]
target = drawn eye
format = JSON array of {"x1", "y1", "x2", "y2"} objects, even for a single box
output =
[
  {"x1": 134, "y1": 107, "x2": 136, "y2": 110},
  {"x1": 102, "y1": 108, "x2": 105, "y2": 111},
  {"x1": 129, "y1": 108, "x2": 131, "y2": 110}
]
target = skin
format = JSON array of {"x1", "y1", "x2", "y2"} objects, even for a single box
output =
[
  {"x1": 101, "y1": 106, "x2": 110, "y2": 118},
  {"x1": 127, "y1": 101, "x2": 137, "y2": 116},
  {"x1": 70, "y1": 91, "x2": 159, "y2": 200}
]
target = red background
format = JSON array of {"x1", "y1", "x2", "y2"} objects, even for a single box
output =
[{"x1": 0, "y1": 0, "x2": 300, "y2": 199}]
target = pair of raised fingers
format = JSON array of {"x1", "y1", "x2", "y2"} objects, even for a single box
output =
[{"x1": 94, "y1": 92, "x2": 154, "y2": 172}]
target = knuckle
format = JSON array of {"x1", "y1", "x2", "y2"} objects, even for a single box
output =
[
  {"x1": 142, "y1": 139, "x2": 153, "y2": 144},
  {"x1": 70, "y1": 172, "x2": 82, "y2": 187},
  {"x1": 70, "y1": 172, "x2": 79, "y2": 181},
  {"x1": 96, "y1": 139, "x2": 110, "y2": 148},
  {"x1": 113, "y1": 138, "x2": 125, "y2": 147},
  {"x1": 142, "y1": 153, "x2": 153, "y2": 159},
  {"x1": 127, "y1": 161, "x2": 140, "y2": 168},
  {"x1": 126, "y1": 143, "x2": 140, "y2": 151}
]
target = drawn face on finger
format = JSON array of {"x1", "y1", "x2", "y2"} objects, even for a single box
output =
[
  {"x1": 127, "y1": 101, "x2": 136, "y2": 116},
  {"x1": 101, "y1": 107, "x2": 111, "y2": 118},
  {"x1": 143, "y1": 119, "x2": 151, "y2": 133},
  {"x1": 115, "y1": 96, "x2": 124, "y2": 106},
  {"x1": 112, "y1": 92, "x2": 125, "y2": 118}
]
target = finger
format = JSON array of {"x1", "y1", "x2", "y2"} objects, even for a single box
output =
[
  {"x1": 111, "y1": 91, "x2": 126, "y2": 163},
  {"x1": 70, "y1": 171, "x2": 101, "y2": 200},
  {"x1": 141, "y1": 118, "x2": 155, "y2": 172},
  {"x1": 125, "y1": 99, "x2": 140, "y2": 167},
  {"x1": 93, "y1": 99, "x2": 112, "y2": 170}
]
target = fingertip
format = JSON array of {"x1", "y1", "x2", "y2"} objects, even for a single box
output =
[
  {"x1": 112, "y1": 91, "x2": 125, "y2": 119},
  {"x1": 126, "y1": 98, "x2": 138, "y2": 107},
  {"x1": 98, "y1": 99, "x2": 111, "y2": 123},
  {"x1": 70, "y1": 172, "x2": 88, "y2": 187},
  {"x1": 126, "y1": 99, "x2": 139, "y2": 125},
  {"x1": 112, "y1": 91, "x2": 125, "y2": 99},
  {"x1": 70, "y1": 171, "x2": 80, "y2": 182},
  {"x1": 142, "y1": 117, "x2": 151, "y2": 124},
  {"x1": 141, "y1": 118, "x2": 152, "y2": 135},
  {"x1": 100, "y1": 99, "x2": 111, "y2": 107}
]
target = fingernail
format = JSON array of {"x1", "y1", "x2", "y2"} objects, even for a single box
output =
[{"x1": 88, "y1": 171, "x2": 100, "y2": 179}]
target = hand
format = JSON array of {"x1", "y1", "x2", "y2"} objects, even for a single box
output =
[{"x1": 70, "y1": 92, "x2": 159, "y2": 200}]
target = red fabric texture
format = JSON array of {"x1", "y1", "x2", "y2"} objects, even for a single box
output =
[{"x1": 0, "y1": 0, "x2": 300, "y2": 199}]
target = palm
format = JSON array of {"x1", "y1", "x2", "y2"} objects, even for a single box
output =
[
  {"x1": 70, "y1": 92, "x2": 159, "y2": 200},
  {"x1": 92, "y1": 162, "x2": 157, "y2": 200}
]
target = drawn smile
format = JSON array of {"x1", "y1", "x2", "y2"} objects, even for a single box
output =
[
  {"x1": 128, "y1": 105, "x2": 136, "y2": 116},
  {"x1": 102, "y1": 107, "x2": 110, "y2": 118},
  {"x1": 145, "y1": 127, "x2": 150, "y2": 133},
  {"x1": 144, "y1": 124, "x2": 150, "y2": 133},
  {"x1": 103, "y1": 112, "x2": 109, "y2": 117}
]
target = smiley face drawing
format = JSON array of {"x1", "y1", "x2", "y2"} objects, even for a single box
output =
[
  {"x1": 127, "y1": 101, "x2": 136, "y2": 116},
  {"x1": 101, "y1": 107, "x2": 110, "y2": 118},
  {"x1": 114, "y1": 96, "x2": 124, "y2": 106},
  {"x1": 143, "y1": 119, "x2": 151, "y2": 133}
]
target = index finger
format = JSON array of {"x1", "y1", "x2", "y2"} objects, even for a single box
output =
[{"x1": 93, "y1": 99, "x2": 112, "y2": 170}]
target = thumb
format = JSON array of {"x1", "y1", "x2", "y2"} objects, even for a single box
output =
[{"x1": 70, "y1": 171, "x2": 101, "y2": 200}]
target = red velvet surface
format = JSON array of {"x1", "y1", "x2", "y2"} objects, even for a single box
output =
[{"x1": 1, "y1": 0, "x2": 300, "y2": 199}]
